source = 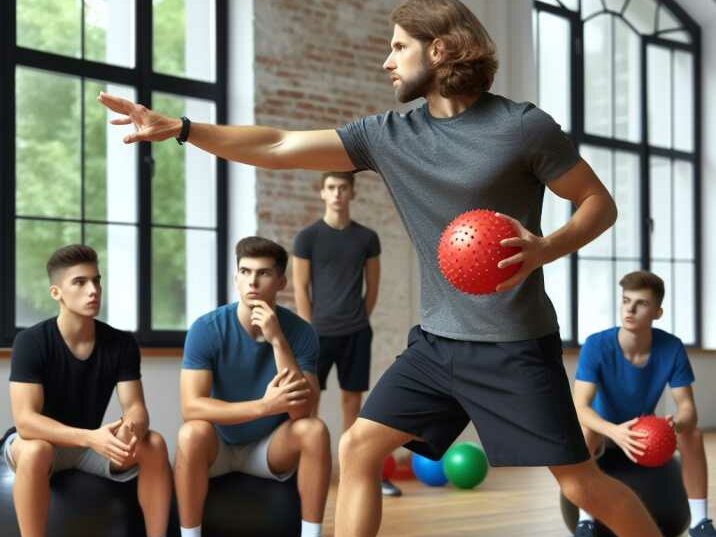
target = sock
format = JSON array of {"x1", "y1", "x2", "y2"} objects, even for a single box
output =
[
  {"x1": 180, "y1": 526, "x2": 201, "y2": 537},
  {"x1": 689, "y1": 498, "x2": 708, "y2": 528},
  {"x1": 578, "y1": 509, "x2": 594, "y2": 523},
  {"x1": 301, "y1": 520, "x2": 321, "y2": 537}
]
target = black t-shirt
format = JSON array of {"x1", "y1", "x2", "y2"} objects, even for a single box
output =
[
  {"x1": 293, "y1": 219, "x2": 381, "y2": 337},
  {"x1": 9, "y1": 318, "x2": 141, "y2": 430}
]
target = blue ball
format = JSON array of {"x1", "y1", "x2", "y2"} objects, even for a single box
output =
[{"x1": 411, "y1": 453, "x2": 448, "y2": 487}]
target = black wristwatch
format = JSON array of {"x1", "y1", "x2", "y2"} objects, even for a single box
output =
[{"x1": 176, "y1": 116, "x2": 191, "y2": 145}]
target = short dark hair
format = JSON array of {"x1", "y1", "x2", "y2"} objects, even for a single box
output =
[
  {"x1": 619, "y1": 270, "x2": 665, "y2": 306},
  {"x1": 46, "y1": 244, "x2": 98, "y2": 283},
  {"x1": 234, "y1": 236, "x2": 288, "y2": 275},
  {"x1": 320, "y1": 171, "x2": 355, "y2": 189},
  {"x1": 390, "y1": 0, "x2": 498, "y2": 97}
]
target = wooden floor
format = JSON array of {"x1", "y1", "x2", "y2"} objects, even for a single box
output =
[{"x1": 320, "y1": 432, "x2": 716, "y2": 537}]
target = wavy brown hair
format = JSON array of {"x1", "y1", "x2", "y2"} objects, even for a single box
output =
[{"x1": 390, "y1": 0, "x2": 498, "y2": 97}]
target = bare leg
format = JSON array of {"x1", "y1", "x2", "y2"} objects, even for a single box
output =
[
  {"x1": 268, "y1": 417, "x2": 332, "y2": 523},
  {"x1": 114, "y1": 431, "x2": 172, "y2": 537},
  {"x1": 581, "y1": 426, "x2": 605, "y2": 457},
  {"x1": 10, "y1": 438, "x2": 54, "y2": 537},
  {"x1": 678, "y1": 425, "x2": 708, "y2": 500},
  {"x1": 174, "y1": 420, "x2": 219, "y2": 529},
  {"x1": 550, "y1": 460, "x2": 661, "y2": 537},
  {"x1": 334, "y1": 419, "x2": 415, "y2": 537},
  {"x1": 341, "y1": 390, "x2": 363, "y2": 432}
]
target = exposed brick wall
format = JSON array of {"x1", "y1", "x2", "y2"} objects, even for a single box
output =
[{"x1": 253, "y1": 0, "x2": 417, "y2": 382}]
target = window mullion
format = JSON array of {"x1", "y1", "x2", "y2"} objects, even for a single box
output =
[
  {"x1": 137, "y1": 0, "x2": 153, "y2": 343},
  {"x1": 1, "y1": 0, "x2": 17, "y2": 346}
]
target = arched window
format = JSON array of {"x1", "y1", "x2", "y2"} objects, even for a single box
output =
[{"x1": 534, "y1": 0, "x2": 701, "y2": 345}]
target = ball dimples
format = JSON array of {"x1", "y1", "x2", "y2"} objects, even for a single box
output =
[
  {"x1": 443, "y1": 442, "x2": 489, "y2": 489},
  {"x1": 632, "y1": 416, "x2": 676, "y2": 467},
  {"x1": 411, "y1": 453, "x2": 448, "y2": 487},
  {"x1": 438, "y1": 209, "x2": 522, "y2": 295}
]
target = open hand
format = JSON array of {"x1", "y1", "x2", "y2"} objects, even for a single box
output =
[{"x1": 97, "y1": 92, "x2": 181, "y2": 144}]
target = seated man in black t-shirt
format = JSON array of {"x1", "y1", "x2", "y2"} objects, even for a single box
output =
[{"x1": 3, "y1": 245, "x2": 172, "y2": 537}]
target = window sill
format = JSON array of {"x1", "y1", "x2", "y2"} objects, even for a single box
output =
[{"x1": 0, "y1": 347, "x2": 184, "y2": 359}]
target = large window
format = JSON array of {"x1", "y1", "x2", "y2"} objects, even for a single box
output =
[
  {"x1": 534, "y1": 0, "x2": 701, "y2": 346},
  {"x1": 1, "y1": 0, "x2": 228, "y2": 346}
]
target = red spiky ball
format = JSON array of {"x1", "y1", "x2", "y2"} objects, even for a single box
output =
[
  {"x1": 437, "y1": 210, "x2": 522, "y2": 295},
  {"x1": 632, "y1": 416, "x2": 677, "y2": 467}
]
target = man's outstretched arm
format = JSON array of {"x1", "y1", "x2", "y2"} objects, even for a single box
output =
[{"x1": 97, "y1": 92, "x2": 355, "y2": 171}]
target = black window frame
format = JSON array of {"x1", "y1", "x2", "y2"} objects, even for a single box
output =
[
  {"x1": 0, "y1": 0, "x2": 229, "y2": 348},
  {"x1": 534, "y1": 0, "x2": 702, "y2": 348}
]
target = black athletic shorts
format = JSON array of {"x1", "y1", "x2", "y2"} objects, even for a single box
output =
[
  {"x1": 317, "y1": 325, "x2": 372, "y2": 392},
  {"x1": 360, "y1": 325, "x2": 590, "y2": 467}
]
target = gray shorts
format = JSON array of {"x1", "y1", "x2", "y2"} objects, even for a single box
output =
[
  {"x1": 209, "y1": 428, "x2": 295, "y2": 482},
  {"x1": 2, "y1": 432, "x2": 138, "y2": 483}
]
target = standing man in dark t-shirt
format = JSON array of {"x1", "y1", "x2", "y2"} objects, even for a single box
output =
[
  {"x1": 4, "y1": 245, "x2": 172, "y2": 537},
  {"x1": 98, "y1": 0, "x2": 662, "y2": 535},
  {"x1": 292, "y1": 172, "x2": 400, "y2": 496}
]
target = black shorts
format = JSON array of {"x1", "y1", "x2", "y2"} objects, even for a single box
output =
[
  {"x1": 317, "y1": 325, "x2": 372, "y2": 392},
  {"x1": 360, "y1": 326, "x2": 590, "y2": 467}
]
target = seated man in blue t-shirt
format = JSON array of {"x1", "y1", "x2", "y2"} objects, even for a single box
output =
[
  {"x1": 573, "y1": 270, "x2": 714, "y2": 537},
  {"x1": 174, "y1": 237, "x2": 330, "y2": 537}
]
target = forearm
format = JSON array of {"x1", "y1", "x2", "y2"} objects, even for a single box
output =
[
  {"x1": 576, "y1": 406, "x2": 618, "y2": 439},
  {"x1": 364, "y1": 287, "x2": 378, "y2": 317},
  {"x1": 182, "y1": 397, "x2": 267, "y2": 425},
  {"x1": 294, "y1": 288, "x2": 312, "y2": 323},
  {"x1": 542, "y1": 191, "x2": 617, "y2": 264},
  {"x1": 185, "y1": 123, "x2": 293, "y2": 168},
  {"x1": 272, "y1": 338, "x2": 316, "y2": 419},
  {"x1": 15, "y1": 413, "x2": 90, "y2": 448}
]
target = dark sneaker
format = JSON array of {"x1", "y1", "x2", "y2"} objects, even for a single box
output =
[
  {"x1": 574, "y1": 520, "x2": 596, "y2": 537},
  {"x1": 381, "y1": 479, "x2": 402, "y2": 497},
  {"x1": 690, "y1": 519, "x2": 716, "y2": 536}
]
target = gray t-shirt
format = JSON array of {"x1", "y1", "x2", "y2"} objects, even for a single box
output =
[
  {"x1": 293, "y1": 219, "x2": 381, "y2": 337},
  {"x1": 336, "y1": 92, "x2": 580, "y2": 342}
]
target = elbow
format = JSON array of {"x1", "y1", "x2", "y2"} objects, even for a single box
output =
[
  {"x1": 15, "y1": 422, "x2": 30, "y2": 439},
  {"x1": 181, "y1": 401, "x2": 200, "y2": 422},
  {"x1": 14, "y1": 415, "x2": 35, "y2": 440},
  {"x1": 607, "y1": 196, "x2": 618, "y2": 227}
]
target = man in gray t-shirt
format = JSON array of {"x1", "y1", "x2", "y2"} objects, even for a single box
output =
[{"x1": 99, "y1": 0, "x2": 662, "y2": 535}]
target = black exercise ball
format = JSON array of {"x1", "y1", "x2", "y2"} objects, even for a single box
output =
[
  {"x1": 560, "y1": 447, "x2": 690, "y2": 537},
  {"x1": 199, "y1": 472, "x2": 302, "y2": 536},
  {"x1": 0, "y1": 454, "x2": 179, "y2": 537},
  {"x1": 1, "y1": 449, "x2": 302, "y2": 536}
]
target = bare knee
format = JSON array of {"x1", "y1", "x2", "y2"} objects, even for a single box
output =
[
  {"x1": 15, "y1": 439, "x2": 54, "y2": 474},
  {"x1": 341, "y1": 391, "x2": 362, "y2": 407},
  {"x1": 561, "y1": 475, "x2": 595, "y2": 509},
  {"x1": 339, "y1": 423, "x2": 379, "y2": 466},
  {"x1": 135, "y1": 431, "x2": 168, "y2": 464},
  {"x1": 291, "y1": 417, "x2": 329, "y2": 450},
  {"x1": 176, "y1": 420, "x2": 215, "y2": 459},
  {"x1": 553, "y1": 463, "x2": 606, "y2": 510},
  {"x1": 678, "y1": 425, "x2": 702, "y2": 442}
]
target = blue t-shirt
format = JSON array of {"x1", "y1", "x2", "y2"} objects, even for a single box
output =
[
  {"x1": 183, "y1": 303, "x2": 319, "y2": 445},
  {"x1": 576, "y1": 327, "x2": 694, "y2": 424}
]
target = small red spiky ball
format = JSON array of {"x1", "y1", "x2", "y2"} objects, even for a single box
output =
[
  {"x1": 437, "y1": 210, "x2": 522, "y2": 295},
  {"x1": 632, "y1": 416, "x2": 676, "y2": 467}
]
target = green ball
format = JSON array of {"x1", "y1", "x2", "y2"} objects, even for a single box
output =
[{"x1": 443, "y1": 442, "x2": 489, "y2": 489}]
